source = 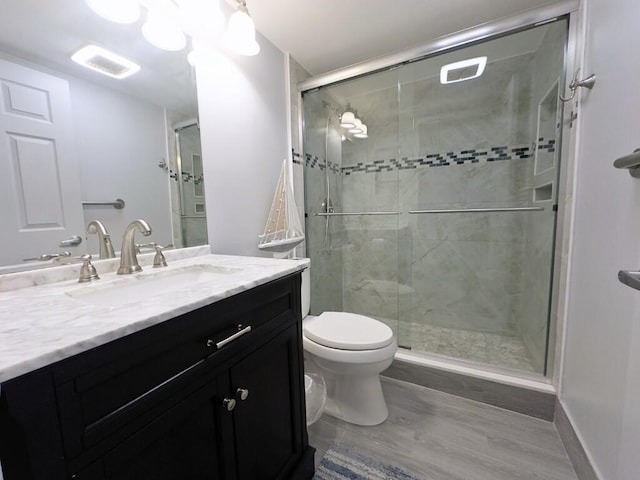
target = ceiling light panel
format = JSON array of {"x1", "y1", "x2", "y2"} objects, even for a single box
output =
[
  {"x1": 71, "y1": 45, "x2": 141, "y2": 79},
  {"x1": 440, "y1": 56, "x2": 488, "y2": 84}
]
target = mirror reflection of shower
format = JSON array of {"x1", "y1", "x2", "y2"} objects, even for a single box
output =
[{"x1": 170, "y1": 119, "x2": 208, "y2": 248}]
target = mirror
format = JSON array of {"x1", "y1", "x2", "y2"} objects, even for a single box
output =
[{"x1": 0, "y1": 0, "x2": 207, "y2": 272}]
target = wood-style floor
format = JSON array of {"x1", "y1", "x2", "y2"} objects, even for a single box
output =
[{"x1": 308, "y1": 377, "x2": 578, "y2": 480}]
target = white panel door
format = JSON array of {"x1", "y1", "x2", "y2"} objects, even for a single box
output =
[{"x1": 0, "y1": 58, "x2": 85, "y2": 265}]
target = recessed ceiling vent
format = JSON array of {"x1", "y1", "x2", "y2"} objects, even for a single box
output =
[
  {"x1": 71, "y1": 45, "x2": 141, "y2": 79},
  {"x1": 440, "y1": 56, "x2": 488, "y2": 84}
]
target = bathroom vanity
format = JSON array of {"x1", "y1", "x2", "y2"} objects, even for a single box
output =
[{"x1": 0, "y1": 252, "x2": 314, "y2": 480}]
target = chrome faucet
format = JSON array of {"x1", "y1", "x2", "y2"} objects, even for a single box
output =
[
  {"x1": 87, "y1": 220, "x2": 115, "y2": 259},
  {"x1": 117, "y1": 219, "x2": 152, "y2": 275}
]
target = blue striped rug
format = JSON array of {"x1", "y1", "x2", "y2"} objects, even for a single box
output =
[{"x1": 313, "y1": 445, "x2": 421, "y2": 480}]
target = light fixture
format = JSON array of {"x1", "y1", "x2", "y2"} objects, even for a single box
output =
[
  {"x1": 176, "y1": 0, "x2": 224, "y2": 39},
  {"x1": 85, "y1": 0, "x2": 141, "y2": 24},
  {"x1": 142, "y1": 4, "x2": 187, "y2": 51},
  {"x1": 187, "y1": 39, "x2": 216, "y2": 67},
  {"x1": 349, "y1": 118, "x2": 363, "y2": 134},
  {"x1": 71, "y1": 45, "x2": 141, "y2": 79},
  {"x1": 225, "y1": 1, "x2": 260, "y2": 56},
  {"x1": 340, "y1": 111, "x2": 356, "y2": 128},
  {"x1": 187, "y1": 46, "x2": 201, "y2": 67},
  {"x1": 354, "y1": 124, "x2": 368, "y2": 139},
  {"x1": 440, "y1": 56, "x2": 488, "y2": 84}
]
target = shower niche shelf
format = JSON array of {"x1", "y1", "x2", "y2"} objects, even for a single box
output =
[{"x1": 534, "y1": 183, "x2": 553, "y2": 202}]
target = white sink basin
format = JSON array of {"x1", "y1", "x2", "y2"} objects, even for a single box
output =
[{"x1": 66, "y1": 264, "x2": 242, "y2": 308}]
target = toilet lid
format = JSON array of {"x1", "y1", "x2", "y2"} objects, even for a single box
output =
[{"x1": 304, "y1": 312, "x2": 393, "y2": 350}]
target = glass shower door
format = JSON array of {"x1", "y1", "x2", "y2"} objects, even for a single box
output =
[
  {"x1": 302, "y1": 69, "x2": 403, "y2": 339},
  {"x1": 396, "y1": 20, "x2": 568, "y2": 374}
]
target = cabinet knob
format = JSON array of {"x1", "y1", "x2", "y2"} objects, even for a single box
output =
[
  {"x1": 222, "y1": 398, "x2": 236, "y2": 412},
  {"x1": 236, "y1": 388, "x2": 249, "y2": 401}
]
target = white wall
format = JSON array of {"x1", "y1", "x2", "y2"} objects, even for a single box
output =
[
  {"x1": 560, "y1": 0, "x2": 640, "y2": 478},
  {"x1": 70, "y1": 78, "x2": 173, "y2": 253},
  {"x1": 197, "y1": 33, "x2": 288, "y2": 256}
]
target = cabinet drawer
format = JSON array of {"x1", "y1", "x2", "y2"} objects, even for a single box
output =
[{"x1": 54, "y1": 274, "x2": 299, "y2": 461}]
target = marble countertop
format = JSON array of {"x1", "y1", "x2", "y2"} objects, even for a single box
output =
[{"x1": 0, "y1": 250, "x2": 308, "y2": 383}]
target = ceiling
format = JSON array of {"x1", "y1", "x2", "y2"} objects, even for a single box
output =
[
  {"x1": 0, "y1": 0, "x2": 563, "y2": 114},
  {"x1": 245, "y1": 0, "x2": 564, "y2": 75},
  {"x1": 0, "y1": 0, "x2": 198, "y2": 116}
]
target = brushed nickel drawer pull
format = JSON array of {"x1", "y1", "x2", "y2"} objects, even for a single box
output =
[{"x1": 209, "y1": 325, "x2": 252, "y2": 350}]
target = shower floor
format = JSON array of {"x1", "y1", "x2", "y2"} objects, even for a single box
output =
[{"x1": 380, "y1": 319, "x2": 536, "y2": 373}]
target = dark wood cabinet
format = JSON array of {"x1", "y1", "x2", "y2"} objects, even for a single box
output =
[
  {"x1": 0, "y1": 273, "x2": 314, "y2": 480},
  {"x1": 76, "y1": 374, "x2": 229, "y2": 480},
  {"x1": 231, "y1": 325, "x2": 304, "y2": 480}
]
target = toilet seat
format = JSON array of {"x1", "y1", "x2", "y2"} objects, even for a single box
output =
[
  {"x1": 303, "y1": 334, "x2": 398, "y2": 365},
  {"x1": 303, "y1": 312, "x2": 393, "y2": 350}
]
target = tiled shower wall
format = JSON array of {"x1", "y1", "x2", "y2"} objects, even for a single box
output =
[
  {"x1": 298, "y1": 21, "x2": 565, "y2": 373},
  {"x1": 299, "y1": 89, "x2": 345, "y2": 315},
  {"x1": 339, "y1": 56, "x2": 535, "y2": 341}
]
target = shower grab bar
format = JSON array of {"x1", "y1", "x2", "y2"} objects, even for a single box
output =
[
  {"x1": 315, "y1": 211, "x2": 401, "y2": 216},
  {"x1": 82, "y1": 198, "x2": 125, "y2": 209},
  {"x1": 408, "y1": 206, "x2": 544, "y2": 214},
  {"x1": 613, "y1": 148, "x2": 640, "y2": 178}
]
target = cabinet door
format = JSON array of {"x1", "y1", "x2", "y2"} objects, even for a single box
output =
[
  {"x1": 231, "y1": 324, "x2": 306, "y2": 480},
  {"x1": 75, "y1": 373, "x2": 235, "y2": 480}
]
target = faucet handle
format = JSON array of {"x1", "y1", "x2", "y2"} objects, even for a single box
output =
[
  {"x1": 135, "y1": 242, "x2": 157, "y2": 254},
  {"x1": 78, "y1": 254, "x2": 100, "y2": 283},
  {"x1": 152, "y1": 244, "x2": 172, "y2": 268}
]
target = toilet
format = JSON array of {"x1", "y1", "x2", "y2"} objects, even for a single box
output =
[{"x1": 301, "y1": 267, "x2": 397, "y2": 426}]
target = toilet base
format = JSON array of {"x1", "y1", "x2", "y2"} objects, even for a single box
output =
[{"x1": 322, "y1": 371, "x2": 389, "y2": 426}]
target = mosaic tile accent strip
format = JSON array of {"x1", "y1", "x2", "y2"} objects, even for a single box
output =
[
  {"x1": 293, "y1": 150, "x2": 341, "y2": 173},
  {"x1": 538, "y1": 138, "x2": 556, "y2": 153},
  {"x1": 298, "y1": 138, "x2": 557, "y2": 175}
]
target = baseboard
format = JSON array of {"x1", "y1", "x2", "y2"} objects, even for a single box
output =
[
  {"x1": 554, "y1": 400, "x2": 600, "y2": 480},
  {"x1": 382, "y1": 358, "x2": 556, "y2": 420}
]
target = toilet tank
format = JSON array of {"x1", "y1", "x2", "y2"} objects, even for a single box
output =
[{"x1": 301, "y1": 265, "x2": 310, "y2": 318}]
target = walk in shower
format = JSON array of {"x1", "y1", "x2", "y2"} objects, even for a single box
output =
[{"x1": 300, "y1": 18, "x2": 568, "y2": 376}]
